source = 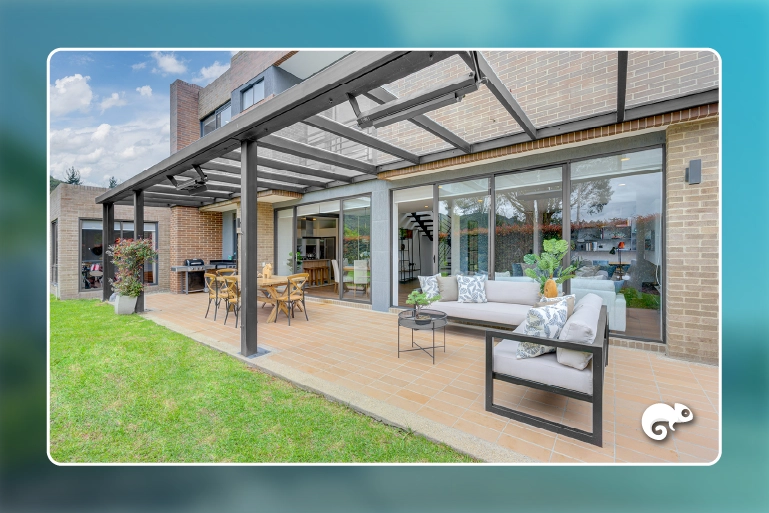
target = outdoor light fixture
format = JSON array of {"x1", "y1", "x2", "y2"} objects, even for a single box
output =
[
  {"x1": 354, "y1": 72, "x2": 479, "y2": 129},
  {"x1": 168, "y1": 165, "x2": 209, "y2": 195},
  {"x1": 685, "y1": 159, "x2": 702, "y2": 185}
]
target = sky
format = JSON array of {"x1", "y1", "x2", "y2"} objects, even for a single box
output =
[{"x1": 49, "y1": 50, "x2": 233, "y2": 186}]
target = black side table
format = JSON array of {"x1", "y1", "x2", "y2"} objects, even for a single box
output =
[{"x1": 397, "y1": 309, "x2": 448, "y2": 364}]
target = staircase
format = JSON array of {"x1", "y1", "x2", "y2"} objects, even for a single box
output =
[{"x1": 399, "y1": 212, "x2": 452, "y2": 272}]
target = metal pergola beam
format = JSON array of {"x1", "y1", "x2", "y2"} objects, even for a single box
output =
[
  {"x1": 303, "y1": 114, "x2": 420, "y2": 164},
  {"x1": 258, "y1": 134, "x2": 378, "y2": 174},
  {"x1": 617, "y1": 51, "x2": 629, "y2": 123},
  {"x1": 96, "y1": 51, "x2": 457, "y2": 204},
  {"x1": 241, "y1": 139, "x2": 259, "y2": 357},
  {"x1": 462, "y1": 51, "x2": 537, "y2": 140},
  {"x1": 254, "y1": 179, "x2": 306, "y2": 193},
  {"x1": 144, "y1": 188, "x2": 233, "y2": 200},
  {"x1": 101, "y1": 202, "x2": 114, "y2": 302},
  {"x1": 363, "y1": 87, "x2": 472, "y2": 154},
  {"x1": 220, "y1": 151, "x2": 354, "y2": 183},
  {"x1": 200, "y1": 159, "x2": 327, "y2": 187}
]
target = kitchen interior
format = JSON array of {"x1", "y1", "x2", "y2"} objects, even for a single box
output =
[{"x1": 297, "y1": 213, "x2": 338, "y2": 298}]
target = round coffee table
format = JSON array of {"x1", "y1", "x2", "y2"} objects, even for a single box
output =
[{"x1": 397, "y1": 309, "x2": 448, "y2": 364}]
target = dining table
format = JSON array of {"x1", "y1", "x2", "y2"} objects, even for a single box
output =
[{"x1": 253, "y1": 275, "x2": 294, "y2": 323}]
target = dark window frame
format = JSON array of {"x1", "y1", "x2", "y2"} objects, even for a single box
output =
[{"x1": 200, "y1": 101, "x2": 232, "y2": 137}]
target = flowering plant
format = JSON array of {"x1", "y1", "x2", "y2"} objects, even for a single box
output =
[{"x1": 106, "y1": 238, "x2": 158, "y2": 297}]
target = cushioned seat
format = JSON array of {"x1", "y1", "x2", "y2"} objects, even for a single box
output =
[
  {"x1": 493, "y1": 336, "x2": 594, "y2": 395},
  {"x1": 430, "y1": 301, "x2": 532, "y2": 327}
]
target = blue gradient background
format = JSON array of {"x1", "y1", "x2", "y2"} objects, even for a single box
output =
[{"x1": 1, "y1": 1, "x2": 767, "y2": 511}]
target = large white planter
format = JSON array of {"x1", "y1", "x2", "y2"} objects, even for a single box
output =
[{"x1": 114, "y1": 294, "x2": 138, "y2": 315}]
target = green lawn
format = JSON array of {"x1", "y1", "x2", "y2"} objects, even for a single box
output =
[{"x1": 49, "y1": 297, "x2": 474, "y2": 463}]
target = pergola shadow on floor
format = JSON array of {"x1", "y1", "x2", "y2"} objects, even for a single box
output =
[{"x1": 144, "y1": 293, "x2": 719, "y2": 463}]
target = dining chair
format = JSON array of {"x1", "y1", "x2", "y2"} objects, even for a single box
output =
[
  {"x1": 216, "y1": 268, "x2": 238, "y2": 276},
  {"x1": 353, "y1": 259, "x2": 370, "y2": 297},
  {"x1": 204, "y1": 273, "x2": 225, "y2": 320},
  {"x1": 331, "y1": 259, "x2": 351, "y2": 294},
  {"x1": 274, "y1": 273, "x2": 309, "y2": 325},
  {"x1": 222, "y1": 276, "x2": 240, "y2": 328}
]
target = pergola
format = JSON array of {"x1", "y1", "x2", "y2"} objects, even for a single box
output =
[{"x1": 96, "y1": 50, "x2": 718, "y2": 357}]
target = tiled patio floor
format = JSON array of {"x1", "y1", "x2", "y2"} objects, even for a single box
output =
[{"x1": 144, "y1": 292, "x2": 720, "y2": 463}]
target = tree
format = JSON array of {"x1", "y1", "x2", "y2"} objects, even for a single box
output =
[
  {"x1": 50, "y1": 176, "x2": 62, "y2": 191},
  {"x1": 108, "y1": 176, "x2": 119, "y2": 188},
  {"x1": 64, "y1": 166, "x2": 82, "y2": 185},
  {"x1": 570, "y1": 179, "x2": 612, "y2": 223}
]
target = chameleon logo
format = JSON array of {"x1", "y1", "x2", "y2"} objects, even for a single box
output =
[{"x1": 641, "y1": 403, "x2": 693, "y2": 440}]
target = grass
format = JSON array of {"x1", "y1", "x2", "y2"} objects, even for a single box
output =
[
  {"x1": 621, "y1": 288, "x2": 661, "y2": 310},
  {"x1": 49, "y1": 297, "x2": 474, "y2": 463}
]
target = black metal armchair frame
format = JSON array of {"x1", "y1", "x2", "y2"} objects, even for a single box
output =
[{"x1": 485, "y1": 306, "x2": 609, "y2": 447}]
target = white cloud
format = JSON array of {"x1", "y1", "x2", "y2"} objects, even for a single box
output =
[
  {"x1": 136, "y1": 85, "x2": 153, "y2": 97},
  {"x1": 49, "y1": 116, "x2": 170, "y2": 185},
  {"x1": 191, "y1": 60, "x2": 230, "y2": 85},
  {"x1": 50, "y1": 74, "x2": 93, "y2": 116},
  {"x1": 131, "y1": 61, "x2": 147, "y2": 71},
  {"x1": 150, "y1": 51, "x2": 187, "y2": 75},
  {"x1": 91, "y1": 123, "x2": 111, "y2": 142},
  {"x1": 99, "y1": 92, "x2": 127, "y2": 113}
]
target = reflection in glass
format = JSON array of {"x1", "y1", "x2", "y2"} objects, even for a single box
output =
[
  {"x1": 570, "y1": 148, "x2": 663, "y2": 340},
  {"x1": 438, "y1": 179, "x2": 489, "y2": 276},
  {"x1": 276, "y1": 209, "x2": 294, "y2": 276},
  {"x1": 392, "y1": 186, "x2": 434, "y2": 306},
  {"x1": 342, "y1": 197, "x2": 371, "y2": 301},
  {"x1": 494, "y1": 168, "x2": 563, "y2": 280}
]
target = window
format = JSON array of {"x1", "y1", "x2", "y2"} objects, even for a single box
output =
[
  {"x1": 241, "y1": 79, "x2": 264, "y2": 111},
  {"x1": 570, "y1": 148, "x2": 663, "y2": 340},
  {"x1": 494, "y1": 167, "x2": 563, "y2": 278},
  {"x1": 200, "y1": 102, "x2": 231, "y2": 137},
  {"x1": 51, "y1": 220, "x2": 58, "y2": 285},
  {"x1": 79, "y1": 220, "x2": 159, "y2": 291},
  {"x1": 342, "y1": 197, "x2": 371, "y2": 301},
  {"x1": 438, "y1": 179, "x2": 490, "y2": 276}
]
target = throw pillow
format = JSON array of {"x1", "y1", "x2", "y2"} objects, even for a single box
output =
[
  {"x1": 519, "y1": 262, "x2": 537, "y2": 275},
  {"x1": 516, "y1": 301, "x2": 568, "y2": 359},
  {"x1": 557, "y1": 348, "x2": 593, "y2": 370},
  {"x1": 417, "y1": 273, "x2": 441, "y2": 298},
  {"x1": 456, "y1": 274, "x2": 487, "y2": 303},
  {"x1": 437, "y1": 275, "x2": 458, "y2": 301},
  {"x1": 575, "y1": 265, "x2": 599, "y2": 277},
  {"x1": 536, "y1": 294, "x2": 576, "y2": 318}
]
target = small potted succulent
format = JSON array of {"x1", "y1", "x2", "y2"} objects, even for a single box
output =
[
  {"x1": 106, "y1": 238, "x2": 158, "y2": 314},
  {"x1": 406, "y1": 290, "x2": 441, "y2": 324}
]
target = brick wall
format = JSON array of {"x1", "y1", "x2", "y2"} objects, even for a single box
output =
[
  {"x1": 49, "y1": 185, "x2": 171, "y2": 300},
  {"x1": 627, "y1": 51, "x2": 719, "y2": 106},
  {"x1": 169, "y1": 207, "x2": 223, "y2": 293},
  {"x1": 234, "y1": 201, "x2": 275, "y2": 274},
  {"x1": 198, "y1": 67, "x2": 232, "y2": 120},
  {"x1": 665, "y1": 117, "x2": 720, "y2": 364},
  {"x1": 170, "y1": 80, "x2": 202, "y2": 153}
]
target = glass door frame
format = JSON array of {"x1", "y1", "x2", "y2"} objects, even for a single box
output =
[
  {"x1": 273, "y1": 192, "x2": 373, "y2": 305},
  {"x1": 387, "y1": 143, "x2": 666, "y2": 344}
]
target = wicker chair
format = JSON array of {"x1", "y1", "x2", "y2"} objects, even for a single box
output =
[
  {"x1": 274, "y1": 273, "x2": 309, "y2": 325},
  {"x1": 216, "y1": 268, "x2": 238, "y2": 276}
]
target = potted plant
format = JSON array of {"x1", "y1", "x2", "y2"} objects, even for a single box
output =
[
  {"x1": 406, "y1": 290, "x2": 441, "y2": 324},
  {"x1": 287, "y1": 251, "x2": 303, "y2": 272},
  {"x1": 523, "y1": 239, "x2": 578, "y2": 298},
  {"x1": 106, "y1": 238, "x2": 158, "y2": 314}
]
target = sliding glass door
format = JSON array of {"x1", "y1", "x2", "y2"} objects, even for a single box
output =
[
  {"x1": 392, "y1": 186, "x2": 434, "y2": 306},
  {"x1": 438, "y1": 179, "x2": 490, "y2": 277}
]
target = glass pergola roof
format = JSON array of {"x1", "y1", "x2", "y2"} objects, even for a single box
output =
[{"x1": 98, "y1": 50, "x2": 718, "y2": 208}]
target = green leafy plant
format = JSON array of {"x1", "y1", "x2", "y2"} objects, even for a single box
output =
[
  {"x1": 406, "y1": 290, "x2": 441, "y2": 317},
  {"x1": 287, "y1": 251, "x2": 303, "y2": 271},
  {"x1": 106, "y1": 238, "x2": 158, "y2": 297},
  {"x1": 523, "y1": 239, "x2": 578, "y2": 293}
]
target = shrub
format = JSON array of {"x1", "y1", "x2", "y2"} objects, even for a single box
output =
[{"x1": 106, "y1": 238, "x2": 158, "y2": 297}]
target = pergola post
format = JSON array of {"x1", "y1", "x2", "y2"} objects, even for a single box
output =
[
  {"x1": 102, "y1": 202, "x2": 115, "y2": 302},
  {"x1": 133, "y1": 190, "x2": 144, "y2": 313},
  {"x1": 240, "y1": 139, "x2": 259, "y2": 357}
]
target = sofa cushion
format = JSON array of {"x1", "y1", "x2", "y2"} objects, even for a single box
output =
[
  {"x1": 485, "y1": 279, "x2": 540, "y2": 306},
  {"x1": 418, "y1": 273, "x2": 441, "y2": 298},
  {"x1": 436, "y1": 275, "x2": 458, "y2": 301},
  {"x1": 430, "y1": 301, "x2": 531, "y2": 326},
  {"x1": 558, "y1": 293, "x2": 603, "y2": 344},
  {"x1": 493, "y1": 338, "x2": 593, "y2": 395},
  {"x1": 537, "y1": 294, "x2": 576, "y2": 318},
  {"x1": 517, "y1": 302, "x2": 568, "y2": 359},
  {"x1": 457, "y1": 274, "x2": 487, "y2": 303}
]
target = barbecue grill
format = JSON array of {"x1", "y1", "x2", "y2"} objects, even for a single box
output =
[{"x1": 170, "y1": 258, "x2": 238, "y2": 294}]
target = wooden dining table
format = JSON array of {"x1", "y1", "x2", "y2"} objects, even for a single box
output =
[{"x1": 254, "y1": 275, "x2": 293, "y2": 323}]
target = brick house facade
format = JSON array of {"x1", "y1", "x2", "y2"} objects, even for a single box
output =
[{"x1": 49, "y1": 185, "x2": 171, "y2": 300}]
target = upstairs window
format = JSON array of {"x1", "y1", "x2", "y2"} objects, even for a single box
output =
[
  {"x1": 200, "y1": 102, "x2": 231, "y2": 137},
  {"x1": 241, "y1": 79, "x2": 264, "y2": 111}
]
